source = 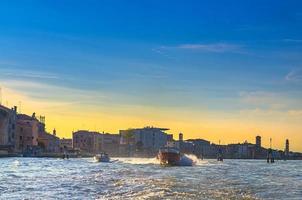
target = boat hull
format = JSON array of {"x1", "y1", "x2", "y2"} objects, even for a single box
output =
[
  {"x1": 94, "y1": 156, "x2": 110, "y2": 163},
  {"x1": 158, "y1": 151, "x2": 181, "y2": 166}
]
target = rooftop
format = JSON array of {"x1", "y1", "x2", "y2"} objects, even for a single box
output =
[{"x1": 126, "y1": 126, "x2": 170, "y2": 131}]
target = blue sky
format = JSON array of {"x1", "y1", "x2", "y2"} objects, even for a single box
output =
[
  {"x1": 0, "y1": 0, "x2": 302, "y2": 149},
  {"x1": 0, "y1": 0, "x2": 302, "y2": 107}
]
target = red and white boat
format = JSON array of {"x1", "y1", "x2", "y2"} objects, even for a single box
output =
[{"x1": 157, "y1": 147, "x2": 181, "y2": 166}]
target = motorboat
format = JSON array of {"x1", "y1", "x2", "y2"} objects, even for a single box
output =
[
  {"x1": 94, "y1": 152, "x2": 110, "y2": 162},
  {"x1": 157, "y1": 147, "x2": 181, "y2": 166}
]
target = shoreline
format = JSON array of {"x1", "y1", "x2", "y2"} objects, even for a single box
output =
[{"x1": 1, "y1": 154, "x2": 302, "y2": 160}]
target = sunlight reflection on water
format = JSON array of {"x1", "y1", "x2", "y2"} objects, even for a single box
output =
[{"x1": 0, "y1": 157, "x2": 301, "y2": 199}]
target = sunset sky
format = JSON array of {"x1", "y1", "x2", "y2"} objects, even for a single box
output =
[{"x1": 0, "y1": 0, "x2": 302, "y2": 151}]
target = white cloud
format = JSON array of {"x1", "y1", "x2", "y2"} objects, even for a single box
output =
[
  {"x1": 156, "y1": 43, "x2": 242, "y2": 54},
  {"x1": 285, "y1": 69, "x2": 302, "y2": 82},
  {"x1": 176, "y1": 43, "x2": 242, "y2": 53}
]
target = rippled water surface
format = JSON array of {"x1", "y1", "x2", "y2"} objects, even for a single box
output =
[{"x1": 0, "y1": 157, "x2": 301, "y2": 199}]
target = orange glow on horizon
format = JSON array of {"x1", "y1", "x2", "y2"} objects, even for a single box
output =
[{"x1": 2, "y1": 85, "x2": 302, "y2": 152}]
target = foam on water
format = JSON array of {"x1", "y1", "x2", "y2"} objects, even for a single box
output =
[
  {"x1": 117, "y1": 157, "x2": 159, "y2": 165},
  {"x1": 177, "y1": 154, "x2": 196, "y2": 166},
  {"x1": 12, "y1": 160, "x2": 20, "y2": 167},
  {"x1": 0, "y1": 157, "x2": 301, "y2": 199},
  {"x1": 117, "y1": 154, "x2": 207, "y2": 167}
]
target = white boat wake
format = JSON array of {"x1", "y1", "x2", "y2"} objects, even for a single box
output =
[{"x1": 117, "y1": 154, "x2": 206, "y2": 166}]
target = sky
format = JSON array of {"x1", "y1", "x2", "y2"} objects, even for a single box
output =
[{"x1": 0, "y1": 0, "x2": 302, "y2": 151}]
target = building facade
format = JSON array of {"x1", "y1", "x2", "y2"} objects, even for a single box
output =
[
  {"x1": 60, "y1": 138, "x2": 73, "y2": 151},
  {"x1": 120, "y1": 127, "x2": 169, "y2": 155},
  {"x1": 37, "y1": 128, "x2": 60, "y2": 153},
  {"x1": 72, "y1": 130, "x2": 100, "y2": 153},
  {"x1": 0, "y1": 105, "x2": 17, "y2": 152},
  {"x1": 99, "y1": 133, "x2": 120, "y2": 155},
  {"x1": 256, "y1": 136, "x2": 261, "y2": 148},
  {"x1": 15, "y1": 113, "x2": 39, "y2": 153}
]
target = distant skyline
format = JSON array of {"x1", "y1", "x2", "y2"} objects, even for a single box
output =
[{"x1": 0, "y1": 0, "x2": 302, "y2": 151}]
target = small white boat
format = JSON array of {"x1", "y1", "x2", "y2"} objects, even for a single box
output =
[{"x1": 93, "y1": 152, "x2": 110, "y2": 162}]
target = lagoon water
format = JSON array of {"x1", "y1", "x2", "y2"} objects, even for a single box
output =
[{"x1": 0, "y1": 157, "x2": 301, "y2": 200}]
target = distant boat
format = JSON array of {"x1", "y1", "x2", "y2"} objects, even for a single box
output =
[
  {"x1": 157, "y1": 147, "x2": 181, "y2": 166},
  {"x1": 94, "y1": 152, "x2": 110, "y2": 163}
]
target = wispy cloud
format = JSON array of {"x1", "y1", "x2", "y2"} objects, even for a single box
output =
[
  {"x1": 0, "y1": 84, "x2": 78, "y2": 115},
  {"x1": 151, "y1": 47, "x2": 176, "y2": 60},
  {"x1": 282, "y1": 39, "x2": 302, "y2": 43},
  {"x1": 285, "y1": 69, "x2": 302, "y2": 82},
  {"x1": 239, "y1": 90, "x2": 302, "y2": 111},
  {"x1": 176, "y1": 43, "x2": 242, "y2": 53},
  {"x1": 288, "y1": 109, "x2": 302, "y2": 116},
  {"x1": 155, "y1": 43, "x2": 243, "y2": 54},
  {"x1": 239, "y1": 91, "x2": 286, "y2": 110},
  {"x1": 2, "y1": 70, "x2": 59, "y2": 80},
  {"x1": 0, "y1": 68, "x2": 60, "y2": 80}
]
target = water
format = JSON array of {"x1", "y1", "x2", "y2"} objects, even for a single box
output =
[{"x1": 0, "y1": 157, "x2": 301, "y2": 200}]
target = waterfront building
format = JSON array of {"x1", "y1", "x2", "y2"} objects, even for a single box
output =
[
  {"x1": 178, "y1": 140, "x2": 194, "y2": 154},
  {"x1": 256, "y1": 136, "x2": 261, "y2": 148},
  {"x1": 15, "y1": 113, "x2": 39, "y2": 153},
  {"x1": 178, "y1": 132, "x2": 184, "y2": 152},
  {"x1": 120, "y1": 127, "x2": 169, "y2": 155},
  {"x1": 99, "y1": 133, "x2": 120, "y2": 156},
  {"x1": 167, "y1": 134, "x2": 173, "y2": 142},
  {"x1": 73, "y1": 130, "x2": 121, "y2": 155},
  {"x1": 186, "y1": 139, "x2": 211, "y2": 158},
  {"x1": 72, "y1": 130, "x2": 100, "y2": 153},
  {"x1": 224, "y1": 142, "x2": 256, "y2": 159},
  {"x1": 0, "y1": 105, "x2": 17, "y2": 153},
  {"x1": 179, "y1": 133, "x2": 183, "y2": 141},
  {"x1": 254, "y1": 135, "x2": 264, "y2": 158},
  {"x1": 166, "y1": 134, "x2": 176, "y2": 147},
  {"x1": 170, "y1": 135, "x2": 212, "y2": 158},
  {"x1": 285, "y1": 139, "x2": 290, "y2": 159},
  {"x1": 60, "y1": 138, "x2": 73, "y2": 151},
  {"x1": 285, "y1": 139, "x2": 289, "y2": 155},
  {"x1": 37, "y1": 128, "x2": 60, "y2": 153},
  {"x1": 237, "y1": 142, "x2": 252, "y2": 158}
]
